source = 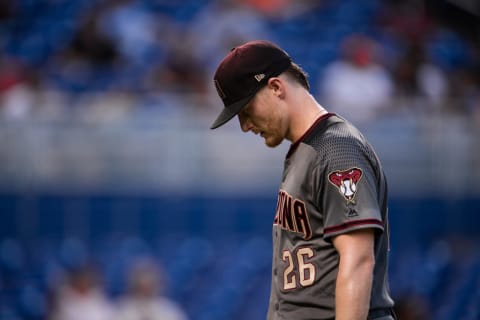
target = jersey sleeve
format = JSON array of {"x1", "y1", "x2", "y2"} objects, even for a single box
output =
[{"x1": 313, "y1": 132, "x2": 384, "y2": 241}]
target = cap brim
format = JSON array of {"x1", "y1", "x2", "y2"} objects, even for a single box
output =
[{"x1": 210, "y1": 94, "x2": 255, "y2": 129}]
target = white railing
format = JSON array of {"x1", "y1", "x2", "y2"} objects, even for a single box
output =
[{"x1": 0, "y1": 97, "x2": 479, "y2": 197}]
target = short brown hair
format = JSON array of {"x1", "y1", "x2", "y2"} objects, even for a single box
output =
[{"x1": 284, "y1": 62, "x2": 310, "y2": 90}]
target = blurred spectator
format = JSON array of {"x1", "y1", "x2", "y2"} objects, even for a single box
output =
[
  {"x1": 0, "y1": 52, "x2": 68, "y2": 120},
  {"x1": 69, "y1": 10, "x2": 119, "y2": 67},
  {"x1": 49, "y1": 265, "x2": 114, "y2": 320},
  {"x1": 98, "y1": 0, "x2": 159, "y2": 66},
  {"x1": 144, "y1": 36, "x2": 208, "y2": 96},
  {"x1": 0, "y1": 54, "x2": 35, "y2": 119},
  {"x1": 116, "y1": 259, "x2": 188, "y2": 320},
  {"x1": 318, "y1": 34, "x2": 394, "y2": 123},
  {"x1": 187, "y1": 0, "x2": 272, "y2": 73},
  {"x1": 393, "y1": 40, "x2": 448, "y2": 111},
  {"x1": 241, "y1": 0, "x2": 320, "y2": 19},
  {"x1": 447, "y1": 43, "x2": 480, "y2": 119},
  {"x1": 47, "y1": 5, "x2": 120, "y2": 93},
  {"x1": 377, "y1": 0, "x2": 433, "y2": 44},
  {"x1": 243, "y1": 0, "x2": 291, "y2": 16}
]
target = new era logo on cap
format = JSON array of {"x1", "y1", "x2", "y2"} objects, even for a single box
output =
[
  {"x1": 210, "y1": 40, "x2": 292, "y2": 129},
  {"x1": 254, "y1": 74, "x2": 266, "y2": 82}
]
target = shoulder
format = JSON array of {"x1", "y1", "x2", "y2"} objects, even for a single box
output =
[
  {"x1": 304, "y1": 116, "x2": 380, "y2": 176},
  {"x1": 304, "y1": 115, "x2": 366, "y2": 154}
]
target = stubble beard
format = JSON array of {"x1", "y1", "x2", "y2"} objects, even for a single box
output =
[
  {"x1": 263, "y1": 119, "x2": 287, "y2": 148},
  {"x1": 263, "y1": 132, "x2": 284, "y2": 148}
]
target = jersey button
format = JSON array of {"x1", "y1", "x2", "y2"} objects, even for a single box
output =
[
  {"x1": 275, "y1": 302, "x2": 279, "y2": 310},
  {"x1": 273, "y1": 268, "x2": 277, "y2": 275}
]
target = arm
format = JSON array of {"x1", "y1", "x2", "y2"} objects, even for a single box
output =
[{"x1": 332, "y1": 228, "x2": 375, "y2": 320}]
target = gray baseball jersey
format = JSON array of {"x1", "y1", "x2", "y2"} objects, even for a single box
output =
[{"x1": 267, "y1": 113, "x2": 394, "y2": 320}]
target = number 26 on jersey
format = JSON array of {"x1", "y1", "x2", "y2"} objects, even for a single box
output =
[{"x1": 282, "y1": 247, "x2": 316, "y2": 290}]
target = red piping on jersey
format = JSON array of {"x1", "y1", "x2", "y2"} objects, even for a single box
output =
[
  {"x1": 286, "y1": 112, "x2": 335, "y2": 159},
  {"x1": 324, "y1": 219, "x2": 383, "y2": 235}
]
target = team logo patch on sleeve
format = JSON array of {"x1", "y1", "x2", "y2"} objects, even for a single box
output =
[{"x1": 328, "y1": 168, "x2": 363, "y2": 202}]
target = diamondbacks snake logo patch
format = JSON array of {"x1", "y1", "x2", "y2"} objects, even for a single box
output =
[{"x1": 328, "y1": 168, "x2": 363, "y2": 202}]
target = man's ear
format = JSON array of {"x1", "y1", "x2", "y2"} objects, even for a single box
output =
[{"x1": 267, "y1": 77, "x2": 285, "y2": 98}]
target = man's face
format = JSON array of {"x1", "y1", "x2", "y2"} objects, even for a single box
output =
[{"x1": 237, "y1": 85, "x2": 287, "y2": 148}]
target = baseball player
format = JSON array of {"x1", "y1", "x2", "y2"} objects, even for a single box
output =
[{"x1": 210, "y1": 40, "x2": 395, "y2": 320}]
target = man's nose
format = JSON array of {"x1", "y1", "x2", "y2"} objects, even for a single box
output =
[{"x1": 238, "y1": 114, "x2": 253, "y2": 132}]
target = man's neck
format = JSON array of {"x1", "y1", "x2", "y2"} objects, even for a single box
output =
[{"x1": 288, "y1": 91, "x2": 327, "y2": 143}]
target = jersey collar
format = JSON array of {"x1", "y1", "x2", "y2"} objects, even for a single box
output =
[{"x1": 286, "y1": 112, "x2": 335, "y2": 159}]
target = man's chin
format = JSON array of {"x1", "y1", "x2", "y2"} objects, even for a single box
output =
[{"x1": 264, "y1": 136, "x2": 283, "y2": 148}]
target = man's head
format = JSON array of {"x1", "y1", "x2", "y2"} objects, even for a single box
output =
[{"x1": 210, "y1": 40, "x2": 309, "y2": 131}]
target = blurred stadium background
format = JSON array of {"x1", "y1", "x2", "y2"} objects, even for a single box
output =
[{"x1": 0, "y1": 0, "x2": 479, "y2": 319}]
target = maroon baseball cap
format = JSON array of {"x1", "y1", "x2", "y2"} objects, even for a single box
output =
[{"x1": 210, "y1": 40, "x2": 292, "y2": 129}]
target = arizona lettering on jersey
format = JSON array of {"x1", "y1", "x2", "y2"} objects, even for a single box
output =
[{"x1": 274, "y1": 190, "x2": 312, "y2": 240}]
